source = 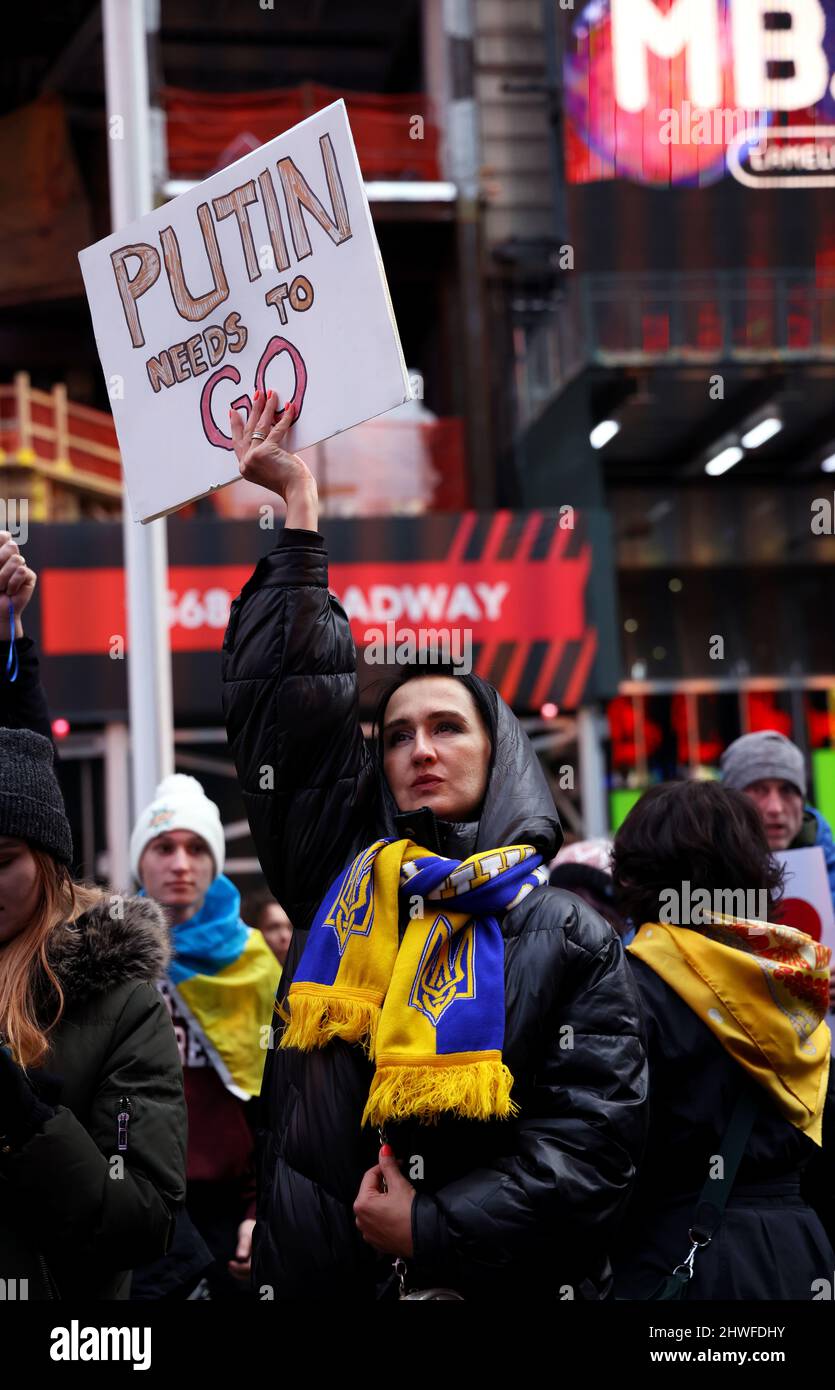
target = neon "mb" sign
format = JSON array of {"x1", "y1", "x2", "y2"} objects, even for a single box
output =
[{"x1": 612, "y1": 0, "x2": 835, "y2": 113}]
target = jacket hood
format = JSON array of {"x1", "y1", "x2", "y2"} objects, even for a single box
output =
[
  {"x1": 380, "y1": 675, "x2": 562, "y2": 860},
  {"x1": 477, "y1": 687, "x2": 563, "y2": 857},
  {"x1": 41, "y1": 893, "x2": 171, "y2": 1007}
]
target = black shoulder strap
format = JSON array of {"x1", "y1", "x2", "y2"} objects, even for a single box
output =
[{"x1": 690, "y1": 1085, "x2": 761, "y2": 1241}]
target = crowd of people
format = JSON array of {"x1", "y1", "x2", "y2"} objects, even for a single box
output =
[{"x1": 0, "y1": 394, "x2": 832, "y2": 1301}]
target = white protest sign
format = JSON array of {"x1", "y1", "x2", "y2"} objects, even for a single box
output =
[
  {"x1": 79, "y1": 100, "x2": 411, "y2": 522},
  {"x1": 773, "y1": 846, "x2": 835, "y2": 958}
]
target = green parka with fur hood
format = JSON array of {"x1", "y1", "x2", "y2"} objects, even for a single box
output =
[{"x1": 0, "y1": 893, "x2": 187, "y2": 1299}]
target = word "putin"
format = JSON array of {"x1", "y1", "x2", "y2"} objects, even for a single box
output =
[{"x1": 110, "y1": 132, "x2": 352, "y2": 351}]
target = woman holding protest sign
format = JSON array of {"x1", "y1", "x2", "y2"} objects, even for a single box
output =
[{"x1": 221, "y1": 389, "x2": 648, "y2": 1301}]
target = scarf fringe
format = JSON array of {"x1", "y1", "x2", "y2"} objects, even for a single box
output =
[
  {"x1": 361, "y1": 1059, "x2": 519, "y2": 1127},
  {"x1": 279, "y1": 990, "x2": 379, "y2": 1057}
]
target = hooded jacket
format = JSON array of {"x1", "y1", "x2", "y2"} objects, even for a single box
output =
[
  {"x1": 221, "y1": 528, "x2": 648, "y2": 1300},
  {"x1": 0, "y1": 894, "x2": 187, "y2": 1299},
  {"x1": 613, "y1": 953, "x2": 835, "y2": 1299}
]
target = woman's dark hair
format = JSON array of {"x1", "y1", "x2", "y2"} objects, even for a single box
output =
[
  {"x1": 611, "y1": 780, "x2": 784, "y2": 929},
  {"x1": 371, "y1": 664, "x2": 498, "y2": 767}
]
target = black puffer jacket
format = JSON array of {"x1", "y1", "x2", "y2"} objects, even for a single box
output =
[
  {"x1": 612, "y1": 956, "x2": 835, "y2": 1300},
  {"x1": 221, "y1": 529, "x2": 648, "y2": 1300}
]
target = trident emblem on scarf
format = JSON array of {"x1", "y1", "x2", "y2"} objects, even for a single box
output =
[
  {"x1": 324, "y1": 841, "x2": 381, "y2": 955},
  {"x1": 410, "y1": 915, "x2": 476, "y2": 1026}
]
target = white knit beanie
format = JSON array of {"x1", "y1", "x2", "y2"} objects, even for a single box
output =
[{"x1": 130, "y1": 774, "x2": 225, "y2": 884}]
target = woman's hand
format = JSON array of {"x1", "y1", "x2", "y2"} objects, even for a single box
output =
[
  {"x1": 353, "y1": 1146, "x2": 415, "y2": 1257},
  {"x1": 0, "y1": 1046, "x2": 54, "y2": 1149},
  {"x1": 230, "y1": 390, "x2": 318, "y2": 531},
  {"x1": 228, "y1": 1217, "x2": 256, "y2": 1284},
  {"x1": 0, "y1": 532, "x2": 36, "y2": 638}
]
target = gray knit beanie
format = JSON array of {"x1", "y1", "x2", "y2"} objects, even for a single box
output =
[
  {"x1": 719, "y1": 730, "x2": 807, "y2": 799},
  {"x1": 0, "y1": 728, "x2": 74, "y2": 865}
]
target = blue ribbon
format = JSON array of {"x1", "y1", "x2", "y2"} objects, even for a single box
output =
[{"x1": 5, "y1": 598, "x2": 18, "y2": 683}]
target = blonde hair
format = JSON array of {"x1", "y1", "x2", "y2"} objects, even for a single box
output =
[{"x1": 0, "y1": 849, "x2": 103, "y2": 1068}]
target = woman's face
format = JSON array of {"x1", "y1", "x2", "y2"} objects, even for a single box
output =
[
  {"x1": 0, "y1": 837, "x2": 41, "y2": 946},
  {"x1": 258, "y1": 903, "x2": 293, "y2": 966},
  {"x1": 382, "y1": 677, "x2": 492, "y2": 822}
]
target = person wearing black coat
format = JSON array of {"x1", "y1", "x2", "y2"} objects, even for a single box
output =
[
  {"x1": 610, "y1": 781, "x2": 835, "y2": 1300},
  {"x1": 0, "y1": 536, "x2": 214, "y2": 1300},
  {"x1": 0, "y1": 532, "x2": 51, "y2": 742},
  {"x1": 220, "y1": 391, "x2": 649, "y2": 1301}
]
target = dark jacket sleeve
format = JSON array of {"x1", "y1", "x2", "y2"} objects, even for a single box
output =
[
  {"x1": 410, "y1": 923, "x2": 649, "y2": 1294},
  {"x1": 0, "y1": 635, "x2": 53, "y2": 742},
  {"x1": 221, "y1": 528, "x2": 375, "y2": 937},
  {"x1": 0, "y1": 982, "x2": 187, "y2": 1271}
]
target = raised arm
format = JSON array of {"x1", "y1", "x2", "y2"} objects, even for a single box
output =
[
  {"x1": 0, "y1": 536, "x2": 52, "y2": 742},
  {"x1": 221, "y1": 391, "x2": 376, "y2": 938}
]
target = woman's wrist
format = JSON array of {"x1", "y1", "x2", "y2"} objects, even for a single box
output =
[{"x1": 284, "y1": 477, "x2": 319, "y2": 532}]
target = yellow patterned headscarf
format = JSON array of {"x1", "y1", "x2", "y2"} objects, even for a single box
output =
[
  {"x1": 279, "y1": 838, "x2": 548, "y2": 1126},
  {"x1": 629, "y1": 916, "x2": 831, "y2": 1145}
]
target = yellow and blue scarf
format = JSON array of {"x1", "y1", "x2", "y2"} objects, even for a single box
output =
[
  {"x1": 165, "y1": 874, "x2": 281, "y2": 1099},
  {"x1": 280, "y1": 838, "x2": 548, "y2": 1125},
  {"x1": 629, "y1": 916, "x2": 831, "y2": 1144}
]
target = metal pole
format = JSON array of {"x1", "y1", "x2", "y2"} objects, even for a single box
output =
[
  {"x1": 104, "y1": 722, "x2": 132, "y2": 892},
  {"x1": 80, "y1": 757, "x2": 95, "y2": 880},
  {"x1": 102, "y1": 0, "x2": 174, "y2": 824},
  {"x1": 577, "y1": 705, "x2": 608, "y2": 837}
]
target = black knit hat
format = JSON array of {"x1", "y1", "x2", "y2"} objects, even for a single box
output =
[{"x1": 0, "y1": 728, "x2": 73, "y2": 866}]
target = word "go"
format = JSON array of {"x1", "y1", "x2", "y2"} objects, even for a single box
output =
[{"x1": 200, "y1": 334, "x2": 308, "y2": 450}]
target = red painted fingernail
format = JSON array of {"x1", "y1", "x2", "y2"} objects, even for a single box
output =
[
  {"x1": 267, "y1": 389, "x2": 273, "y2": 399},
  {"x1": 380, "y1": 1143, "x2": 394, "y2": 1157}
]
